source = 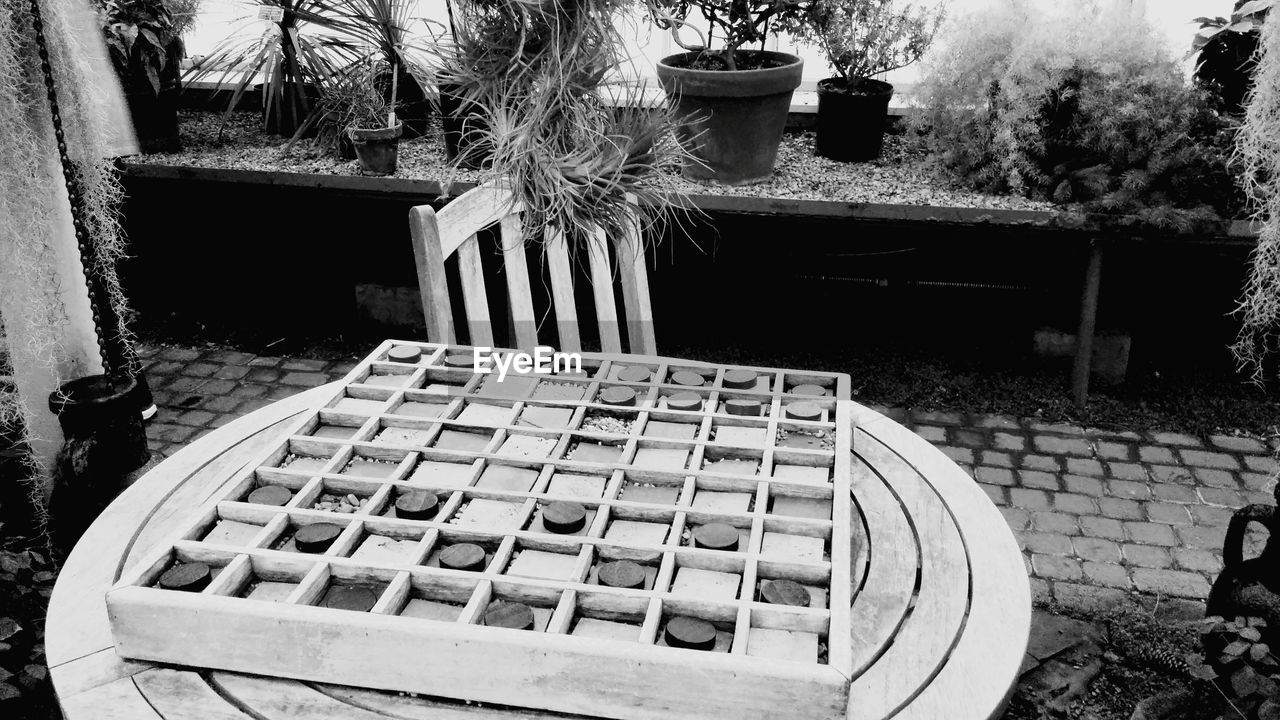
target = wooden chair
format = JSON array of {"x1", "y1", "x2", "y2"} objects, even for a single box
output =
[{"x1": 408, "y1": 181, "x2": 657, "y2": 355}]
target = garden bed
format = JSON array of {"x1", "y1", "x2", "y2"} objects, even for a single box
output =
[{"x1": 127, "y1": 110, "x2": 1059, "y2": 213}]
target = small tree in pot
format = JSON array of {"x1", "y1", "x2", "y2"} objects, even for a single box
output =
[
  {"x1": 786, "y1": 0, "x2": 945, "y2": 162},
  {"x1": 647, "y1": 0, "x2": 812, "y2": 185}
]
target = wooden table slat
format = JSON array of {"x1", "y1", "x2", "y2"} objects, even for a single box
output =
[
  {"x1": 134, "y1": 669, "x2": 256, "y2": 720},
  {"x1": 57, "y1": 676, "x2": 164, "y2": 720},
  {"x1": 851, "y1": 409, "x2": 1031, "y2": 720},
  {"x1": 845, "y1": 430, "x2": 970, "y2": 718}
]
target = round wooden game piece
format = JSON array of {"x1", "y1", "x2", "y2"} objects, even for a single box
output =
[
  {"x1": 599, "y1": 386, "x2": 637, "y2": 407},
  {"x1": 294, "y1": 522, "x2": 343, "y2": 553},
  {"x1": 760, "y1": 578, "x2": 811, "y2": 607},
  {"x1": 785, "y1": 402, "x2": 823, "y2": 422},
  {"x1": 722, "y1": 369, "x2": 757, "y2": 389},
  {"x1": 484, "y1": 601, "x2": 535, "y2": 630},
  {"x1": 444, "y1": 352, "x2": 473, "y2": 368},
  {"x1": 670, "y1": 370, "x2": 705, "y2": 387},
  {"x1": 542, "y1": 501, "x2": 588, "y2": 534},
  {"x1": 724, "y1": 398, "x2": 762, "y2": 417},
  {"x1": 693, "y1": 523, "x2": 740, "y2": 552},
  {"x1": 394, "y1": 490, "x2": 439, "y2": 520},
  {"x1": 323, "y1": 586, "x2": 378, "y2": 612},
  {"x1": 666, "y1": 392, "x2": 702, "y2": 411},
  {"x1": 440, "y1": 543, "x2": 487, "y2": 572},
  {"x1": 618, "y1": 366, "x2": 652, "y2": 383},
  {"x1": 598, "y1": 560, "x2": 646, "y2": 590},
  {"x1": 664, "y1": 616, "x2": 716, "y2": 651},
  {"x1": 158, "y1": 562, "x2": 211, "y2": 592},
  {"x1": 247, "y1": 485, "x2": 291, "y2": 506},
  {"x1": 388, "y1": 345, "x2": 422, "y2": 363},
  {"x1": 790, "y1": 383, "x2": 829, "y2": 397}
]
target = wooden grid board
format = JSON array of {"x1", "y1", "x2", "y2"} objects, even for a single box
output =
[{"x1": 106, "y1": 341, "x2": 855, "y2": 720}]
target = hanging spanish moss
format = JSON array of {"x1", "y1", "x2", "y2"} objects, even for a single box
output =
[
  {"x1": 438, "y1": 0, "x2": 695, "y2": 253},
  {"x1": 0, "y1": 0, "x2": 135, "y2": 511},
  {"x1": 1233, "y1": 10, "x2": 1280, "y2": 383}
]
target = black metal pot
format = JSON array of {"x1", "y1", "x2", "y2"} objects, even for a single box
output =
[
  {"x1": 1206, "y1": 484, "x2": 1280, "y2": 638},
  {"x1": 815, "y1": 76, "x2": 894, "y2": 162},
  {"x1": 438, "y1": 83, "x2": 492, "y2": 170},
  {"x1": 47, "y1": 373, "x2": 151, "y2": 551}
]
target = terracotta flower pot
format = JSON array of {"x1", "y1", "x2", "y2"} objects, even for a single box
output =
[
  {"x1": 656, "y1": 50, "x2": 803, "y2": 185},
  {"x1": 349, "y1": 122, "x2": 403, "y2": 176}
]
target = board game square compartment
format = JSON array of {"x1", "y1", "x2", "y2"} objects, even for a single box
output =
[
  {"x1": 309, "y1": 580, "x2": 389, "y2": 613},
  {"x1": 530, "y1": 379, "x2": 588, "y2": 402},
  {"x1": 330, "y1": 395, "x2": 387, "y2": 416},
  {"x1": 504, "y1": 548, "x2": 581, "y2": 581},
  {"x1": 202, "y1": 517, "x2": 269, "y2": 546},
  {"x1": 570, "y1": 616, "x2": 642, "y2": 643},
  {"x1": 526, "y1": 501, "x2": 598, "y2": 537},
  {"x1": 657, "y1": 614, "x2": 734, "y2": 653},
  {"x1": 769, "y1": 494, "x2": 834, "y2": 521},
  {"x1": 755, "y1": 577, "x2": 828, "y2": 610},
  {"x1": 270, "y1": 518, "x2": 352, "y2": 554},
  {"x1": 655, "y1": 387, "x2": 711, "y2": 413},
  {"x1": 310, "y1": 423, "x2": 360, "y2": 440},
  {"x1": 700, "y1": 448, "x2": 761, "y2": 477},
  {"x1": 496, "y1": 432, "x2": 558, "y2": 459},
  {"x1": 564, "y1": 438, "x2": 624, "y2": 464},
  {"x1": 450, "y1": 497, "x2": 526, "y2": 530},
  {"x1": 423, "y1": 537, "x2": 498, "y2": 574},
  {"x1": 407, "y1": 458, "x2": 476, "y2": 489},
  {"x1": 479, "y1": 595, "x2": 557, "y2": 632},
  {"x1": 629, "y1": 441, "x2": 691, "y2": 471},
  {"x1": 455, "y1": 401, "x2": 516, "y2": 427},
  {"x1": 586, "y1": 558, "x2": 658, "y2": 591},
  {"x1": 771, "y1": 464, "x2": 832, "y2": 485},
  {"x1": 663, "y1": 366, "x2": 712, "y2": 387},
  {"x1": 516, "y1": 404, "x2": 575, "y2": 430},
  {"x1": 147, "y1": 553, "x2": 227, "y2": 592},
  {"x1": 338, "y1": 455, "x2": 401, "y2": 479},
  {"x1": 473, "y1": 372, "x2": 539, "y2": 400},
  {"x1": 690, "y1": 488, "x2": 754, "y2": 515},
  {"x1": 474, "y1": 463, "x2": 538, "y2": 493},
  {"x1": 710, "y1": 421, "x2": 769, "y2": 449},
  {"x1": 348, "y1": 530, "x2": 424, "y2": 565},
  {"x1": 358, "y1": 364, "x2": 418, "y2": 389},
  {"x1": 618, "y1": 479, "x2": 682, "y2": 505},
  {"x1": 433, "y1": 428, "x2": 495, "y2": 453},
  {"x1": 641, "y1": 419, "x2": 699, "y2": 440},
  {"x1": 397, "y1": 589, "x2": 468, "y2": 622},
  {"x1": 746, "y1": 615, "x2": 822, "y2": 664},
  {"x1": 231, "y1": 567, "x2": 299, "y2": 604},
  {"x1": 389, "y1": 394, "x2": 451, "y2": 419},
  {"x1": 372, "y1": 422, "x2": 436, "y2": 447},
  {"x1": 545, "y1": 471, "x2": 607, "y2": 499},
  {"x1": 683, "y1": 521, "x2": 750, "y2": 553},
  {"x1": 277, "y1": 452, "x2": 335, "y2": 475},
  {"x1": 579, "y1": 409, "x2": 638, "y2": 436}
]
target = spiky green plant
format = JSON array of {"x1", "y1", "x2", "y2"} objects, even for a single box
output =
[{"x1": 437, "y1": 0, "x2": 696, "y2": 254}]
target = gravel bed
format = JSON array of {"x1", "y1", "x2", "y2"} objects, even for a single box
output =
[{"x1": 128, "y1": 110, "x2": 1057, "y2": 212}]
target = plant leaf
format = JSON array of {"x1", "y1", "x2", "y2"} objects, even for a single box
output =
[
  {"x1": 1234, "y1": 665, "x2": 1262, "y2": 697},
  {"x1": 1243, "y1": 627, "x2": 1263, "y2": 642},
  {"x1": 1190, "y1": 663, "x2": 1219, "y2": 681},
  {"x1": 1252, "y1": 643, "x2": 1272, "y2": 661},
  {"x1": 0, "y1": 617, "x2": 19, "y2": 642},
  {"x1": 1260, "y1": 699, "x2": 1280, "y2": 720},
  {"x1": 1226, "y1": 640, "x2": 1253, "y2": 657}
]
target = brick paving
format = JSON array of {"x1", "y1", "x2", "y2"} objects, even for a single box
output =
[{"x1": 137, "y1": 342, "x2": 1279, "y2": 610}]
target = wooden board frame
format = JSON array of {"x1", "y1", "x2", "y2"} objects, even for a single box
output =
[{"x1": 106, "y1": 341, "x2": 855, "y2": 720}]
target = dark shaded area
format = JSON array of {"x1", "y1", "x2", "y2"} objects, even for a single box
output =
[{"x1": 119, "y1": 170, "x2": 1278, "y2": 435}]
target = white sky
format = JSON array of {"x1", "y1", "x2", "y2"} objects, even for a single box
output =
[{"x1": 180, "y1": 0, "x2": 1239, "y2": 87}]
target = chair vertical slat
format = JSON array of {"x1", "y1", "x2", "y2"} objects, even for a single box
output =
[
  {"x1": 614, "y1": 214, "x2": 657, "y2": 354},
  {"x1": 408, "y1": 206, "x2": 457, "y2": 344},
  {"x1": 456, "y1": 234, "x2": 494, "y2": 348},
  {"x1": 499, "y1": 215, "x2": 539, "y2": 351},
  {"x1": 545, "y1": 229, "x2": 582, "y2": 353},
  {"x1": 586, "y1": 227, "x2": 623, "y2": 354}
]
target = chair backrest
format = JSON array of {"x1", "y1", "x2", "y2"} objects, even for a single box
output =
[{"x1": 408, "y1": 181, "x2": 657, "y2": 355}]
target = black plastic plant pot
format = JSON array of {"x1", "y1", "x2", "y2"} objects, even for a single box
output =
[
  {"x1": 349, "y1": 123, "x2": 403, "y2": 176},
  {"x1": 815, "y1": 76, "x2": 894, "y2": 162},
  {"x1": 125, "y1": 81, "x2": 180, "y2": 154},
  {"x1": 656, "y1": 50, "x2": 803, "y2": 185},
  {"x1": 438, "y1": 84, "x2": 492, "y2": 170},
  {"x1": 47, "y1": 373, "x2": 150, "y2": 475}
]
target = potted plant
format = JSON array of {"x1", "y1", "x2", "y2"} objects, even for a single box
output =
[
  {"x1": 786, "y1": 0, "x2": 945, "y2": 162},
  {"x1": 435, "y1": 0, "x2": 691, "y2": 250},
  {"x1": 646, "y1": 0, "x2": 810, "y2": 185},
  {"x1": 97, "y1": 0, "x2": 183, "y2": 153},
  {"x1": 343, "y1": 62, "x2": 402, "y2": 175},
  {"x1": 185, "y1": 1, "x2": 355, "y2": 136}
]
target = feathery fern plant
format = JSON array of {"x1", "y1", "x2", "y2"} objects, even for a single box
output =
[
  {"x1": 915, "y1": 0, "x2": 1239, "y2": 231},
  {"x1": 437, "y1": 0, "x2": 695, "y2": 254}
]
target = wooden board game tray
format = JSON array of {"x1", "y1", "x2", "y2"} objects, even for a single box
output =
[{"x1": 106, "y1": 342, "x2": 855, "y2": 720}]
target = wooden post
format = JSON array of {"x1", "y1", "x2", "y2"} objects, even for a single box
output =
[{"x1": 1072, "y1": 239, "x2": 1105, "y2": 409}]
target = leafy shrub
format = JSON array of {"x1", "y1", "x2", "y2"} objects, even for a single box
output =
[
  {"x1": 1191, "y1": 0, "x2": 1273, "y2": 115},
  {"x1": 914, "y1": 0, "x2": 1240, "y2": 230},
  {"x1": 782, "y1": 0, "x2": 946, "y2": 82},
  {"x1": 1187, "y1": 616, "x2": 1280, "y2": 716}
]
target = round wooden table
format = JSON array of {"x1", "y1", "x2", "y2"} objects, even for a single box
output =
[{"x1": 47, "y1": 385, "x2": 1029, "y2": 720}]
